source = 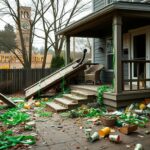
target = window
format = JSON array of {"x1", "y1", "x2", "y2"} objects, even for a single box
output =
[{"x1": 106, "y1": 38, "x2": 114, "y2": 70}]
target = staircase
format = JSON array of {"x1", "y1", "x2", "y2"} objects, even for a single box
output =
[{"x1": 46, "y1": 85, "x2": 99, "y2": 112}]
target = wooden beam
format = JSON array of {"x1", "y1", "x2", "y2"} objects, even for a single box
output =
[
  {"x1": 0, "y1": 93, "x2": 16, "y2": 107},
  {"x1": 113, "y1": 15, "x2": 122, "y2": 93},
  {"x1": 65, "y1": 36, "x2": 70, "y2": 65}
]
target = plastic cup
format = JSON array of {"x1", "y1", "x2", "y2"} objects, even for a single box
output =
[
  {"x1": 134, "y1": 143, "x2": 143, "y2": 150},
  {"x1": 98, "y1": 127, "x2": 110, "y2": 137},
  {"x1": 109, "y1": 135, "x2": 120, "y2": 143}
]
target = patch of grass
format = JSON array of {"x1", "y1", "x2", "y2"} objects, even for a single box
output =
[{"x1": 35, "y1": 108, "x2": 52, "y2": 117}]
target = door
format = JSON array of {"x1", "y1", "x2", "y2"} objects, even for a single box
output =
[{"x1": 133, "y1": 34, "x2": 146, "y2": 79}]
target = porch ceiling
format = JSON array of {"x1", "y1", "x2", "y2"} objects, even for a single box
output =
[{"x1": 56, "y1": 2, "x2": 150, "y2": 38}]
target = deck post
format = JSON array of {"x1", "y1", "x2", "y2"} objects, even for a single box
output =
[
  {"x1": 113, "y1": 15, "x2": 122, "y2": 93},
  {"x1": 65, "y1": 36, "x2": 70, "y2": 65}
]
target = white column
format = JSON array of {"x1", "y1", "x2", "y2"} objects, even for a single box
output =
[{"x1": 113, "y1": 15, "x2": 122, "y2": 93}]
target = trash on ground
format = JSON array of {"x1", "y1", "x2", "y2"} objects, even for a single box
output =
[
  {"x1": 134, "y1": 143, "x2": 143, "y2": 150},
  {"x1": 109, "y1": 134, "x2": 121, "y2": 143},
  {"x1": 99, "y1": 127, "x2": 111, "y2": 137},
  {"x1": 89, "y1": 132, "x2": 99, "y2": 142},
  {"x1": 118, "y1": 124, "x2": 138, "y2": 135}
]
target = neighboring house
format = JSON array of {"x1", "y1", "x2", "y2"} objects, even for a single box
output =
[{"x1": 57, "y1": 1, "x2": 150, "y2": 107}]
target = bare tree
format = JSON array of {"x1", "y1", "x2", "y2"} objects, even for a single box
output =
[
  {"x1": 36, "y1": 0, "x2": 91, "y2": 68},
  {"x1": 0, "y1": 0, "x2": 51, "y2": 68}
]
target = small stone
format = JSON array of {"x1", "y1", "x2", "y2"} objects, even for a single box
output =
[
  {"x1": 76, "y1": 146, "x2": 80, "y2": 149},
  {"x1": 57, "y1": 126, "x2": 63, "y2": 128},
  {"x1": 145, "y1": 130, "x2": 150, "y2": 134},
  {"x1": 126, "y1": 145, "x2": 131, "y2": 148},
  {"x1": 138, "y1": 135, "x2": 144, "y2": 138}
]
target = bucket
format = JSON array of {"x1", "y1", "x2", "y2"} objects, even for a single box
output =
[
  {"x1": 109, "y1": 135, "x2": 120, "y2": 143},
  {"x1": 98, "y1": 127, "x2": 110, "y2": 137},
  {"x1": 89, "y1": 132, "x2": 99, "y2": 142},
  {"x1": 134, "y1": 143, "x2": 143, "y2": 150},
  {"x1": 84, "y1": 129, "x2": 92, "y2": 139}
]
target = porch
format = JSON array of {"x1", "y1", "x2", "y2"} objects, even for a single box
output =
[
  {"x1": 57, "y1": 1, "x2": 150, "y2": 108},
  {"x1": 69, "y1": 84, "x2": 150, "y2": 108}
]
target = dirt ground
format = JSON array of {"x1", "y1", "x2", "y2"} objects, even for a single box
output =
[
  {"x1": 1, "y1": 94, "x2": 150, "y2": 150},
  {"x1": 31, "y1": 113, "x2": 150, "y2": 150}
]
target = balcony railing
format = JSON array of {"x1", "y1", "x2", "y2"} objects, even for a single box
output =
[{"x1": 122, "y1": 60, "x2": 150, "y2": 91}]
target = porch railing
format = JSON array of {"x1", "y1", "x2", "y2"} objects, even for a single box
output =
[{"x1": 122, "y1": 60, "x2": 150, "y2": 91}]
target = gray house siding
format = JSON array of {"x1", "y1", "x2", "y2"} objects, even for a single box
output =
[
  {"x1": 93, "y1": 38, "x2": 114, "y2": 84},
  {"x1": 93, "y1": 0, "x2": 106, "y2": 11},
  {"x1": 93, "y1": 1, "x2": 130, "y2": 84},
  {"x1": 93, "y1": 0, "x2": 114, "y2": 84}
]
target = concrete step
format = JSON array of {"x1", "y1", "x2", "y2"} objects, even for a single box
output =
[
  {"x1": 71, "y1": 90, "x2": 96, "y2": 99},
  {"x1": 54, "y1": 97, "x2": 78, "y2": 108},
  {"x1": 46, "y1": 102, "x2": 67, "y2": 112}
]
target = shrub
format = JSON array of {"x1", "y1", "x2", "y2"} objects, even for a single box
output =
[{"x1": 51, "y1": 56, "x2": 65, "y2": 69}]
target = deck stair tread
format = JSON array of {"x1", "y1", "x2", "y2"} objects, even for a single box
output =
[
  {"x1": 64, "y1": 94, "x2": 86, "y2": 100},
  {"x1": 55, "y1": 97, "x2": 77, "y2": 105},
  {"x1": 46, "y1": 102, "x2": 67, "y2": 112},
  {"x1": 71, "y1": 90, "x2": 96, "y2": 96},
  {"x1": 70, "y1": 85, "x2": 99, "y2": 92},
  {"x1": 46, "y1": 85, "x2": 98, "y2": 112}
]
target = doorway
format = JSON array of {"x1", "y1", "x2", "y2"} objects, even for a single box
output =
[{"x1": 133, "y1": 34, "x2": 146, "y2": 78}]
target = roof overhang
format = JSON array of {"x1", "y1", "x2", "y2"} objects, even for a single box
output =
[{"x1": 56, "y1": 2, "x2": 150, "y2": 38}]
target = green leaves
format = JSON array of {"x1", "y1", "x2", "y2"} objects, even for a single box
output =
[
  {"x1": 97, "y1": 85, "x2": 111, "y2": 105},
  {"x1": 0, "y1": 108, "x2": 29, "y2": 126},
  {"x1": 0, "y1": 130, "x2": 35, "y2": 149}
]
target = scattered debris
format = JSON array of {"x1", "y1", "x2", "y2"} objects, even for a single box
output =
[
  {"x1": 89, "y1": 132, "x2": 99, "y2": 142},
  {"x1": 134, "y1": 143, "x2": 143, "y2": 150},
  {"x1": 109, "y1": 134, "x2": 120, "y2": 143},
  {"x1": 99, "y1": 127, "x2": 111, "y2": 137},
  {"x1": 84, "y1": 128, "x2": 92, "y2": 139},
  {"x1": 119, "y1": 124, "x2": 138, "y2": 135},
  {"x1": 145, "y1": 130, "x2": 150, "y2": 134}
]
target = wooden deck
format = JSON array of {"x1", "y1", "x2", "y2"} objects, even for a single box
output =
[{"x1": 70, "y1": 84, "x2": 150, "y2": 108}]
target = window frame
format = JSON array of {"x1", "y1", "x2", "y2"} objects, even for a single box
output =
[{"x1": 106, "y1": 37, "x2": 114, "y2": 71}]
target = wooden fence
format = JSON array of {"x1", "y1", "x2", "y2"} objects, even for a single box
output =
[{"x1": 0, "y1": 68, "x2": 56, "y2": 94}]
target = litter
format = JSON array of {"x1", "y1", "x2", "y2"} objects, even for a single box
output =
[
  {"x1": 84, "y1": 128, "x2": 92, "y2": 139},
  {"x1": 109, "y1": 134, "x2": 120, "y2": 143},
  {"x1": 134, "y1": 143, "x2": 143, "y2": 150},
  {"x1": 98, "y1": 127, "x2": 110, "y2": 137},
  {"x1": 89, "y1": 132, "x2": 99, "y2": 142}
]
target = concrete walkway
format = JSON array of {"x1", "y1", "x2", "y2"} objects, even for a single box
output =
[{"x1": 31, "y1": 114, "x2": 150, "y2": 150}]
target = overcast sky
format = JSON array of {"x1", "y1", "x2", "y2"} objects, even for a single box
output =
[{"x1": 0, "y1": 0, "x2": 92, "y2": 51}]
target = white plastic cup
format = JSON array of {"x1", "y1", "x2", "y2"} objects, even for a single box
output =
[
  {"x1": 134, "y1": 143, "x2": 143, "y2": 150},
  {"x1": 109, "y1": 135, "x2": 120, "y2": 143}
]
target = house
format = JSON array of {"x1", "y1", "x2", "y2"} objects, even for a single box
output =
[{"x1": 56, "y1": 0, "x2": 150, "y2": 108}]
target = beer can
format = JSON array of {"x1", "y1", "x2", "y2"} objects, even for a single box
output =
[{"x1": 109, "y1": 135, "x2": 120, "y2": 143}]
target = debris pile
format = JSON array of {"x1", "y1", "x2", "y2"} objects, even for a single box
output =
[
  {"x1": 0, "y1": 96, "x2": 53, "y2": 149},
  {"x1": 61, "y1": 100, "x2": 150, "y2": 150}
]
